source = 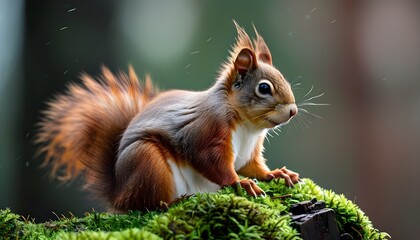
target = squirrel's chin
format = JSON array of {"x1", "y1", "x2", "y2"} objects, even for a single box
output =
[{"x1": 265, "y1": 117, "x2": 292, "y2": 128}]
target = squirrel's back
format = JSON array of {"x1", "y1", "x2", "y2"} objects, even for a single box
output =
[{"x1": 36, "y1": 66, "x2": 157, "y2": 204}]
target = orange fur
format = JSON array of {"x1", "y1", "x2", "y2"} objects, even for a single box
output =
[
  {"x1": 189, "y1": 117, "x2": 239, "y2": 186},
  {"x1": 114, "y1": 140, "x2": 174, "y2": 211},
  {"x1": 36, "y1": 66, "x2": 157, "y2": 204}
]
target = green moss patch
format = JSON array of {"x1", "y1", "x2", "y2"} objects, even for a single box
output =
[{"x1": 0, "y1": 179, "x2": 390, "y2": 239}]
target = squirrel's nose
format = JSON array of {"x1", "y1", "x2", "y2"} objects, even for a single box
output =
[{"x1": 288, "y1": 104, "x2": 298, "y2": 118}]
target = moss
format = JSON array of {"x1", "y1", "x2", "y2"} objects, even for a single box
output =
[
  {"x1": 0, "y1": 209, "x2": 21, "y2": 238},
  {"x1": 145, "y1": 194, "x2": 299, "y2": 239},
  {"x1": 58, "y1": 228, "x2": 161, "y2": 240},
  {"x1": 0, "y1": 179, "x2": 390, "y2": 240}
]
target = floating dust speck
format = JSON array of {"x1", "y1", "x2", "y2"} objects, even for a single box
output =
[
  {"x1": 190, "y1": 51, "x2": 200, "y2": 55},
  {"x1": 45, "y1": 41, "x2": 51, "y2": 46},
  {"x1": 26, "y1": 161, "x2": 29, "y2": 168},
  {"x1": 184, "y1": 64, "x2": 191, "y2": 70},
  {"x1": 330, "y1": 19, "x2": 337, "y2": 24},
  {"x1": 26, "y1": 132, "x2": 30, "y2": 138},
  {"x1": 305, "y1": 14, "x2": 311, "y2": 20},
  {"x1": 67, "y1": 8, "x2": 76, "y2": 13},
  {"x1": 206, "y1": 37, "x2": 212, "y2": 42},
  {"x1": 310, "y1": 7, "x2": 317, "y2": 12},
  {"x1": 382, "y1": 77, "x2": 387, "y2": 81},
  {"x1": 288, "y1": 32, "x2": 293, "y2": 36},
  {"x1": 64, "y1": 70, "x2": 69, "y2": 75},
  {"x1": 60, "y1": 26, "x2": 68, "y2": 31}
]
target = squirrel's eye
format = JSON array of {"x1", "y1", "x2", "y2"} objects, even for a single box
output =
[
  {"x1": 258, "y1": 83, "x2": 271, "y2": 95},
  {"x1": 255, "y1": 80, "x2": 273, "y2": 97}
]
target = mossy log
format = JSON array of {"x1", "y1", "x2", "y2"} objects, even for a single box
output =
[{"x1": 0, "y1": 179, "x2": 390, "y2": 240}]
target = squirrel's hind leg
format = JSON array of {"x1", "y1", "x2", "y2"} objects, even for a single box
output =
[{"x1": 113, "y1": 140, "x2": 175, "y2": 211}]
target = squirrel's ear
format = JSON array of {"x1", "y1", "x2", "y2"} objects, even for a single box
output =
[
  {"x1": 253, "y1": 25, "x2": 272, "y2": 65},
  {"x1": 234, "y1": 48, "x2": 257, "y2": 77}
]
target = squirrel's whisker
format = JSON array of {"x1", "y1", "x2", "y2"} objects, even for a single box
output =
[
  {"x1": 302, "y1": 85, "x2": 314, "y2": 98},
  {"x1": 297, "y1": 102, "x2": 330, "y2": 107},
  {"x1": 301, "y1": 93, "x2": 325, "y2": 103},
  {"x1": 299, "y1": 108, "x2": 323, "y2": 119}
]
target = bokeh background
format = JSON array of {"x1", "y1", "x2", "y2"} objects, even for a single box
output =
[{"x1": 1, "y1": 0, "x2": 419, "y2": 238}]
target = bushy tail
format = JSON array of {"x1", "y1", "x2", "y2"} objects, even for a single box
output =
[{"x1": 36, "y1": 66, "x2": 157, "y2": 205}]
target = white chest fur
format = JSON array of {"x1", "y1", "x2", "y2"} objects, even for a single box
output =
[
  {"x1": 168, "y1": 160, "x2": 221, "y2": 199},
  {"x1": 231, "y1": 123, "x2": 266, "y2": 170}
]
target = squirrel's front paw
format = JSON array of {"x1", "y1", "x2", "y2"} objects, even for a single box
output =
[
  {"x1": 265, "y1": 167, "x2": 300, "y2": 187},
  {"x1": 233, "y1": 178, "x2": 265, "y2": 197}
]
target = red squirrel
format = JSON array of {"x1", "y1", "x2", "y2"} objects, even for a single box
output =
[{"x1": 37, "y1": 22, "x2": 300, "y2": 212}]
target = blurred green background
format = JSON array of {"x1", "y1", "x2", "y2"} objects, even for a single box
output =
[{"x1": 1, "y1": 0, "x2": 419, "y2": 239}]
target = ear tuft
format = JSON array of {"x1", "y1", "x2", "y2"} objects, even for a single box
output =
[
  {"x1": 234, "y1": 20, "x2": 253, "y2": 48},
  {"x1": 230, "y1": 20, "x2": 255, "y2": 62},
  {"x1": 230, "y1": 21, "x2": 257, "y2": 77},
  {"x1": 253, "y1": 24, "x2": 272, "y2": 65}
]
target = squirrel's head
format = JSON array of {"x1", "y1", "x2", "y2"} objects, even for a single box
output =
[{"x1": 221, "y1": 21, "x2": 297, "y2": 129}]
